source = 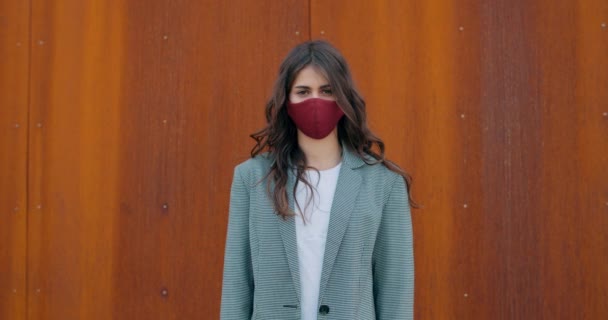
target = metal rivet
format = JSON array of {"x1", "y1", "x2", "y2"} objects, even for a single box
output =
[
  {"x1": 602, "y1": 22, "x2": 606, "y2": 28},
  {"x1": 160, "y1": 288, "x2": 169, "y2": 297},
  {"x1": 460, "y1": 114, "x2": 465, "y2": 119},
  {"x1": 13, "y1": 289, "x2": 17, "y2": 293},
  {"x1": 37, "y1": 204, "x2": 42, "y2": 209},
  {"x1": 37, "y1": 123, "x2": 42, "y2": 128},
  {"x1": 162, "y1": 203, "x2": 169, "y2": 210},
  {"x1": 14, "y1": 123, "x2": 20, "y2": 128},
  {"x1": 14, "y1": 207, "x2": 19, "y2": 213},
  {"x1": 162, "y1": 119, "x2": 167, "y2": 124},
  {"x1": 16, "y1": 42, "x2": 21, "y2": 47},
  {"x1": 163, "y1": 35, "x2": 168, "y2": 40},
  {"x1": 603, "y1": 112, "x2": 608, "y2": 117},
  {"x1": 38, "y1": 40, "x2": 45, "y2": 45},
  {"x1": 295, "y1": 31, "x2": 300, "y2": 36},
  {"x1": 36, "y1": 289, "x2": 41, "y2": 293},
  {"x1": 459, "y1": 26, "x2": 464, "y2": 31},
  {"x1": 464, "y1": 293, "x2": 468, "y2": 297},
  {"x1": 320, "y1": 30, "x2": 325, "y2": 35},
  {"x1": 463, "y1": 204, "x2": 468, "y2": 208}
]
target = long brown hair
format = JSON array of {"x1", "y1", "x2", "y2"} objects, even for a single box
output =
[{"x1": 250, "y1": 40, "x2": 415, "y2": 218}]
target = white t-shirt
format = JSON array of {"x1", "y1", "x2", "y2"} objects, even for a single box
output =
[{"x1": 295, "y1": 162, "x2": 342, "y2": 320}]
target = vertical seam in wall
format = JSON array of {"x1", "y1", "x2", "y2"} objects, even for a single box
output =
[
  {"x1": 308, "y1": 0, "x2": 312, "y2": 40},
  {"x1": 25, "y1": 0, "x2": 33, "y2": 318}
]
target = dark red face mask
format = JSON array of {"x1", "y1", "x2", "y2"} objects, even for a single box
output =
[{"x1": 287, "y1": 98, "x2": 345, "y2": 139}]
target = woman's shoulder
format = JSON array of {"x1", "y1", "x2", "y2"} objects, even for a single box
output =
[
  {"x1": 359, "y1": 163, "x2": 408, "y2": 207},
  {"x1": 234, "y1": 152, "x2": 273, "y2": 181},
  {"x1": 344, "y1": 147, "x2": 401, "y2": 184},
  {"x1": 353, "y1": 155, "x2": 404, "y2": 198},
  {"x1": 360, "y1": 161, "x2": 401, "y2": 183}
]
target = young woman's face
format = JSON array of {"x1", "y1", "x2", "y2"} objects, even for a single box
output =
[{"x1": 289, "y1": 65, "x2": 336, "y2": 103}]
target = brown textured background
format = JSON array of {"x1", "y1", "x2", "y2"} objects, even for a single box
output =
[{"x1": 1, "y1": 0, "x2": 607, "y2": 319}]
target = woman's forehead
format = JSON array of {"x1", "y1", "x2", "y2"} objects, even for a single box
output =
[{"x1": 292, "y1": 65, "x2": 330, "y2": 86}]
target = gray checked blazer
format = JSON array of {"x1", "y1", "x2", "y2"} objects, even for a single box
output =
[{"x1": 221, "y1": 146, "x2": 414, "y2": 320}]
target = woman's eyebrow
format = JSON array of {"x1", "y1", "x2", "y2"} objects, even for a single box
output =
[{"x1": 293, "y1": 84, "x2": 331, "y2": 89}]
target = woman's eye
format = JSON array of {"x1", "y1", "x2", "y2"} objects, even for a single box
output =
[
  {"x1": 296, "y1": 91, "x2": 307, "y2": 95},
  {"x1": 322, "y1": 89, "x2": 333, "y2": 95}
]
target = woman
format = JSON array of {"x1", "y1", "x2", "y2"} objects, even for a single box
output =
[{"x1": 221, "y1": 40, "x2": 414, "y2": 320}]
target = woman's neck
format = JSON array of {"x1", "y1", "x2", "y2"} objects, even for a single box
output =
[{"x1": 297, "y1": 129, "x2": 342, "y2": 170}]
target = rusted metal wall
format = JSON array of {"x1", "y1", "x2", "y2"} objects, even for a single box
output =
[
  {"x1": 1, "y1": 0, "x2": 606, "y2": 319},
  {"x1": 1, "y1": 1, "x2": 30, "y2": 319},
  {"x1": 311, "y1": 1, "x2": 608, "y2": 319}
]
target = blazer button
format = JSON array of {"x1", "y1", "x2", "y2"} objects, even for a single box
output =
[{"x1": 319, "y1": 305, "x2": 330, "y2": 315}]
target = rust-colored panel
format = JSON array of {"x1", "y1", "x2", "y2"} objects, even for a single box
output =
[
  {"x1": 114, "y1": 1, "x2": 308, "y2": 319},
  {"x1": 312, "y1": 0, "x2": 608, "y2": 319},
  {"x1": 0, "y1": 1, "x2": 30, "y2": 320},
  {"x1": 538, "y1": 0, "x2": 608, "y2": 319},
  {"x1": 311, "y1": 1, "x2": 473, "y2": 318},
  {"x1": 27, "y1": 1, "x2": 126, "y2": 319},
  {"x1": 476, "y1": 1, "x2": 545, "y2": 318},
  {"x1": 27, "y1": 0, "x2": 309, "y2": 319}
]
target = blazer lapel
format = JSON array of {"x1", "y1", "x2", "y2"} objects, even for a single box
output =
[
  {"x1": 277, "y1": 171, "x2": 301, "y2": 302},
  {"x1": 318, "y1": 148, "x2": 362, "y2": 302},
  {"x1": 277, "y1": 146, "x2": 365, "y2": 305}
]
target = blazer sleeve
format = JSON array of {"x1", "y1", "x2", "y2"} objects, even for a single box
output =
[
  {"x1": 372, "y1": 175, "x2": 415, "y2": 320},
  {"x1": 220, "y1": 165, "x2": 254, "y2": 319}
]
